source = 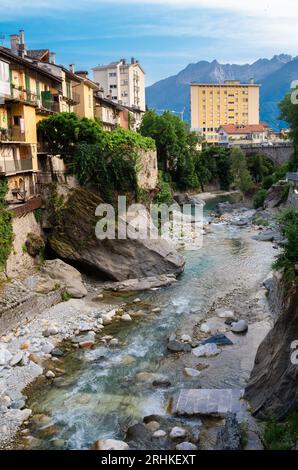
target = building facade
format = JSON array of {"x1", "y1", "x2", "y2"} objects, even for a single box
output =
[
  {"x1": 190, "y1": 80, "x2": 260, "y2": 143},
  {"x1": 218, "y1": 124, "x2": 269, "y2": 146},
  {"x1": 92, "y1": 58, "x2": 146, "y2": 112}
]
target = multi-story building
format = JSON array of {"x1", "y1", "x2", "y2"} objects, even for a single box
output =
[
  {"x1": 218, "y1": 124, "x2": 269, "y2": 146},
  {"x1": 0, "y1": 42, "x2": 64, "y2": 202},
  {"x1": 190, "y1": 80, "x2": 260, "y2": 143},
  {"x1": 92, "y1": 58, "x2": 146, "y2": 112}
]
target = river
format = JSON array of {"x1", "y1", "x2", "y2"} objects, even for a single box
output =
[{"x1": 16, "y1": 197, "x2": 275, "y2": 450}]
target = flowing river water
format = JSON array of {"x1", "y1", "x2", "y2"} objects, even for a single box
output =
[{"x1": 16, "y1": 197, "x2": 275, "y2": 450}]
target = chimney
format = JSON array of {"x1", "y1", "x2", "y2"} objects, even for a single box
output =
[
  {"x1": 10, "y1": 34, "x2": 19, "y2": 54},
  {"x1": 69, "y1": 64, "x2": 75, "y2": 73},
  {"x1": 131, "y1": 57, "x2": 135, "y2": 64},
  {"x1": 50, "y1": 52, "x2": 56, "y2": 64},
  {"x1": 18, "y1": 29, "x2": 26, "y2": 57}
]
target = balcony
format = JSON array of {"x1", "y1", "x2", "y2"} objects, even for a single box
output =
[
  {"x1": 63, "y1": 91, "x2": 80, "y2": 106},
  {"x1": 0, "y1": 128, "x2": 26, "y2": 142},
  {"x1": 9, "y1": 87, "x2": 39, "y2": 106},
  {"x1": 0, "y1": 158, "x2": 33, "y2": 175}
]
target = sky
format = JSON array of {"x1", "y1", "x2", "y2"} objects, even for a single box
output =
[{"x1": 0, "y1": 0, "x2": 298, "y2": 85}]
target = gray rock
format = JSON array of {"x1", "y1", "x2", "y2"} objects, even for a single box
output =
[
  {"x1": 51, "y1": 348, "x2": 64, "y2": 358},
  {"x1": 175, "y1": 442, "x2": 198, "y2": 450},
  {"x1": 202, "y1": 334, "x2": 233, "y2": 346},
  {"x1": 41, "y1": 340, "x2": 55, "y2": 354},
  {"x1": 126, "y1": 423, "x2": 151, "y2": 442},
  {"x1": 72, "y1": 332, "x2": 96, "y2": 344},
  {"x1": 43, "y1": 327, "x2": 59, "y2": 337},
  {"x1": 184, "y1": 368, "x2": 201, "y2": 378},
  {"x1": 192, "y1": 343, "x2": 221, "y2": 357},
  {"x1": 231, "y1": 320, "x2": 248, "y2": 334},
  {"x1": 172, "y1": 389, "x2": 245, "y2": 417},
  {"x1": 0, "y1": 347, "x2": 12, "y2": 366},
  {"x1": 93, "y1": 439, "x2": 129, "y2": 450},
  {"x1": 167, "y1": 339, "x2": 192, "y2": 353},
  {"x1": 121, "y1": 314, "x2": 132, "y2": 322},
  {"x1": 40, "y1": 259, "x2": 88, "y2": 298},
  {"x1": 45, "y1": 370, "x2": 55, "y2": 379},
  {"x1": 216, "y1": 412, "x2": 242, "y2": 450},
  {"x1": 153, "y1": 430, "x2": 167, "y2": 438},
  {"x1": 10, "y1": 352, "x2": 24, "y2": 367},
  {"x1": 170, "y1": 426, "x2": 187, "y2": 439}
]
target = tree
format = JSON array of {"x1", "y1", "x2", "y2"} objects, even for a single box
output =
[
  {"x1": 230, "y1": 147, "x2": 254, "y2": 194},
  {"x1": 279, "y1": 90, "x2": 298, "y2": 171},
  {"x1": 38, "y1": 112, "x2": 105, "y2": 157},
  {"x1": 140, "y1": 110, "x2": 200, "y2": 189}
]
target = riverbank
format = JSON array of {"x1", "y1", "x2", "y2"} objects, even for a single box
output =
[{"x1": 0, "y1": 198, "x2": 280, "y2": 450}]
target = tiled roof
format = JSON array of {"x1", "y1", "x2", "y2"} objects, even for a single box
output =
[
  {"x1": 27, "y1": 49, "x2": 49, "y2": 60},
  {"x1": 219, "y1": 124, "x2": 267, "y2": 134}
]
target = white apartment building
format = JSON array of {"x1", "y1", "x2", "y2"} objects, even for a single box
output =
[{"x1": 92, "y1": 58, "x2": 145, "y2": 112}]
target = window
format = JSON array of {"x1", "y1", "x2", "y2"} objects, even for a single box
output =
[
  {"x1": 0, "y1": 60, "x2": 10, "y2": 96},
  {"x1": 112, "y1": 96, "x2": 117, "y2": 100},
  {"x1": 13, "y1": 115, "x2": 22, "y2": 126},
  {"x1": 109, "y1": 72, "x2": 117, "y2": 77},
  {"x1": 110, "y1": 84, "x2": 117, "y2": 89}
]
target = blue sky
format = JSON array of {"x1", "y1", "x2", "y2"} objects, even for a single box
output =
[{"x1": 1, "y1": 0, "x2": 297, "y2": 85}]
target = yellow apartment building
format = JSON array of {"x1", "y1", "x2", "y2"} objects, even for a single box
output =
[
  {"x1": 0, "y1": 45, "x2": 63, "y2": 201},
  {"x1": 190, "y1": 80, "x2": 260, "y2": 143},
  {"x1": 72, "y1": 70, "x2": 98, "y2": 119}
]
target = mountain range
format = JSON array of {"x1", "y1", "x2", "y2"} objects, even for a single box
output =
[{"x1": 146, "y1": 54, "x2": 298, "y2": 130}]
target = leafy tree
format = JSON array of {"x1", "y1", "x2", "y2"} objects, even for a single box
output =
[
  {"x1": 279, "y1": 89, "x2": 298, "y2": 171},
  {"x1": 248, "y1": 154, "x2": 275, "y2": 183},
  {"x1": 140, "y1": 110, "x2": 199, "y2": 189},
  {"x1": 230, "y1": 147, "x2": 254, "y2": 194},
  {"x1": 38, "y1": 113, "x2": 105, "y2": 156},
  {"x1": 153, "y1": 171, "x2": 173, "y2": 204}
]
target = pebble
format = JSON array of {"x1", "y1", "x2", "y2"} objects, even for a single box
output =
[
  {"x1": 0, "y1": 347, "x2": 13, "y2": 366},
  {"x1": 109, "y1": 338, "x2": 119, "y2": 347},
  {"x1": 45, "y1": 370, "x2": 56, "y2": 379},
  {"x1": 153, "y1": 430, "x2": 167, "y2": 438},
  {"x1": 170, "y1": 427, "x2": 187, "y2": 439},
  {"x1": 79, "y1": 341, "x2": 95, "y2": 349},
  {"x1": 184, "y1": 367, "x2": 201, "y2": 377},
  {"x1": 215, "y1": 308, "x2": 235, "y2": 319},
  {"x1": 152, "y1": 308, "x2": 161, "y2": 313},
  {"x1": 231, "y1": 320, "x2": 248, "y2": 333},
  {"x1": 146, "y1": 421, "x2": 160, "y2": 432},
  {"x1": 51, "y1": 348, "x2": 64, "y2": 358},
  {"x1": 200, "y1": 323, "x2": 211, "y2": 334},
  {"x1": 133, "y1": 298, "x2": 141, "y2": 303},
  {"x1": 175, "y1": 442, "x2": 198, "y2": 450},
  {"x1": 192, "y1": 343, "x2": 221, "y2": 357},
  {"x1": 181, "y1": 334, "x2": 192, "y2": 343},
  {"x1": 43, "y1": 327, "x2": 59, "y2": 337},
  {"x1": 121, "y1": 314, "x2": 132, "y2": 322},
  {"x1": 10, "y1": 352, "x2": 24, "y2": 367}
]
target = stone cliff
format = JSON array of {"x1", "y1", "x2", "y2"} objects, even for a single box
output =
[{"x1": 245, "y1": 272, "x2": 298, "y2": 419}]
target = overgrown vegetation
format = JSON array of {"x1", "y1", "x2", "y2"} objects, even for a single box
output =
[
  {"x1": 0, "y1": 180, "x2": 13, "y2": 272},
  {"x1": 264, "y1": 411, "x2": 298, "y2": 450},
  {"x1": 38, "y1": 113, "x2": 155, "y2": 202},
  {"x1": 253, "y1": 189, "x2": 267, "y2": 209},
  {"x1": 280, "y1": 87, "x2": 298, "y2": 172},
  {"x1": 153, "y1": 172, "x2": 173, "y2": 204},
  {"x1": 273, "y1": 207, "x2": 298, "y2": 277}
]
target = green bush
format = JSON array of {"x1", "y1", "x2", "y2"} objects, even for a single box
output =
[
  {"x1": 153, "y1": 172, "x2": 173, "y2": 204},
  {"x1": 253, "y1": 189, "x2": 267, "y2": 209},
  {"x1": 264, "y1": 412, "x2": 298, "y2": 450},
  {"x1": 0, "y1": 181, "x2": 13, "y2": 272},
  {"x1": 262, "y1": 175, "x2": 275, "y2": 190},
  {"x1": 273, "y1": 208, "x2": 298, "y2": 274}
]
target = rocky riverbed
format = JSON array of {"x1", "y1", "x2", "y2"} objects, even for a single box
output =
[{"x1": 0, "y1": 196, "x2": 281, "y2": 450}]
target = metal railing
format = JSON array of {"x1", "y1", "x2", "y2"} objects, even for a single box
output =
[
  {"x1": 0, "y1": 128, "x2": 26, "y2": 142},
  {"x1": 0, "y1": 158, "x2": 33, "y2": 175},
  {"x1": 10, "y1": 87, "x2": 39, "y2": 105}
]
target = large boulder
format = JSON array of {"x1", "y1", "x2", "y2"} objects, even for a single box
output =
[
  {"x1": 40, "y1": 259, "x2": 87, "y2": 298},
  {"x1": 47, "y1": 187, "x2": 185, "y2": 281},
  {"x1": 244, "y1": 277, "x2": 298, "y2": 419}
]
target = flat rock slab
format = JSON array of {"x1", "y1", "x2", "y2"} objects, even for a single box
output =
[{"x1": 171, "y1": 389, "x2": 245, "y2": 418}]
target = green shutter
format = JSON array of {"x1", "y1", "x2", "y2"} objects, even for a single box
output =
[
  {"x1": 36, "y1": 80, "x2": 41, "y2": 99},
  {"x1": 25, "y1": 74, "x2": 31, "y2": 92}
]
